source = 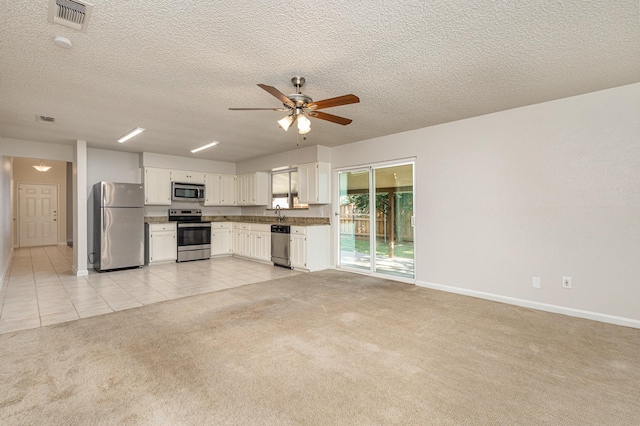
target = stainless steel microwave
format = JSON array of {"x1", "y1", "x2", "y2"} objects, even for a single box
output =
[{"x1": 171, "y1": 182, "x2": 205, "y2": 202}]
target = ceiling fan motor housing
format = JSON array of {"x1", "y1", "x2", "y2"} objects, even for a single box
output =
[{"x1": 286, "y1": 93, "x2": 313, "y2": 108}]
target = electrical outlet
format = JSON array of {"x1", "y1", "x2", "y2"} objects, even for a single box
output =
[
  {"x1": 562, "y1": 276, "x2": 572, "y2": 289},
  {"x1": 532, "y1": 277, "x2": 541, "y2": 289}
]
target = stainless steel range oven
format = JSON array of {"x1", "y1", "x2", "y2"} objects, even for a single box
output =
[{"x1": 169, "y1": 209, "x2": 211, "y2": 262}]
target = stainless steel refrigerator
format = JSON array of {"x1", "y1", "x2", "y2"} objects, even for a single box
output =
[{"x1": 93, "y1": 182, "x2": 145, "y2": 272}]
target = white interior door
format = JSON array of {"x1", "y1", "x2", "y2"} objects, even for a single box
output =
[{"x1": 19, "y1": 183, "x2": 59, "y2": 247}]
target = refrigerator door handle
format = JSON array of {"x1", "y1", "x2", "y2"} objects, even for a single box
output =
[{"x1": 102, "y1": 182, "x2": 107, "y2": 232}]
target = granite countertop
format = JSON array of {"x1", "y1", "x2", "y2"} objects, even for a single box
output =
[{"x1": 145, "y1": 215, "x2": 330, "y2": 226}]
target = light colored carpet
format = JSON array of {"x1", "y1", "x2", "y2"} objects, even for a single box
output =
[{"x1": 0, "y1": 269, "x2": 638, "y2": 425}]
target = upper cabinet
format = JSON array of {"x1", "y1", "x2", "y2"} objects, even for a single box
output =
[
  {"x1": 144, "y1": 167, "x2": 172, "y2": 205},
  {"x1": 298, "y1": 162, "x2": 331, "y2": 204},
  {"x1": 204, "y1": 173, "x2": 236, "y2": 206},
  {"x1": 236, "y1": 172, "x2": 268, "y2": 205},
  {"x1": 145, "y1": 167, "x2": 269, "y2": 207},
  {"x1": 171, "y1": 170, "x2": 205, "y2": 184}
]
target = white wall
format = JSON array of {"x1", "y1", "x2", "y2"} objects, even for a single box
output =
[
  {"x1": 0, "y1": 138, "x2": 73, "y2": 162},
  {"x1": 141, "y1": 152, "x2": 235, "y2": 174},
  {"x1": 331, "y1": 83, "x2": 640, "y2": 324},
  {"x1": 236, "y1": 145, "x2": 327, "y2": 174},
  {"x1": 0, "y1": 156, "x2": 12, "y2": 285}
]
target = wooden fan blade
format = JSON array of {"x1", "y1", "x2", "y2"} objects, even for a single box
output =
[
  {"x1": 257, "y1": 84, "x2": 295, "y2": 108},
  {"x1": 310, "y1": 111, "x2": 353, "y2": 125},
  {"x1": 307, "y1": 94, "x2": 360, "y2": 110},
  {"x1": 228, "y1": 108, "x2": 289, "y2": 111}
]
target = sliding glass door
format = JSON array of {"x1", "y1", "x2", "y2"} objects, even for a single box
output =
[
  {"x1": 338, "y1": 169, "x2": 371, "y2": 271},
  {"x1": 373, "y1": 164, "x2": 414, "y2": 278},
  {"x1": 338, "y1": 162, "x2": 414, "y2": 279}
]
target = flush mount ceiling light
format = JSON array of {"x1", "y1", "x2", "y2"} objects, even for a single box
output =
[
  {"x1": 53, "y1": 35, "x2": 73, "y2": 48},
  {"x1": 117, "y1": 127, "x2": 145, "y2": 143},
  {"x1": 191, "y1": 141, "x2": 220, "y2": 153},
  {"x1": 33, "y1": 160, "x2": 52, "y2": 172}
]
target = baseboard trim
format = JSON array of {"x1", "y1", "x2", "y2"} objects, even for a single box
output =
[
  {"x1": 72, "y1": 266, "x2": 89, "y2": 276},
  {"x1": 416, "y1": 280, "x2": 640, "y2": 330}
]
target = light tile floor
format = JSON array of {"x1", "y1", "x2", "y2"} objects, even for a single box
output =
[{"x1": 0, "y1": 246, "x2": 300, "y2": 335}]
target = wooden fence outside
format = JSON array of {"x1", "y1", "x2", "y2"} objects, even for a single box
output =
[{"x1": 339, "y1": 205, "x2": 413, "y2": 241}]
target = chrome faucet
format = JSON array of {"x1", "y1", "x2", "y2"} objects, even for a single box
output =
[{"x1": 275, "y1": 204, "x2": 285, "y2": 222}]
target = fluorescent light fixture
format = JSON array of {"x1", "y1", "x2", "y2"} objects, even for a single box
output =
[
  {"x1": 277, "y1": 115, "x2": 294, "y2": 131},
  {"x1": 191, "y1": 141, "x2": 220, "y2": 153},
  {"x1": 117, "y1": 127, "x2": 145, "y2": 143},
  {"x1": 297, "y1": 115, "x2": 311, "y2": 134},
  {"x1": 33, "y1": 160, "x2": 51, "y2": 172}
]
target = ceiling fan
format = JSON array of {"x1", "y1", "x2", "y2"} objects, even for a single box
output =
[{"x1": 229, "y1": 77, "x2": 360, "y2": 134}]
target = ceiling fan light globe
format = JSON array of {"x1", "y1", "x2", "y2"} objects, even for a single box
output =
[
  {"x1": 297, "y1": 115, "x2": 311, "y2": 131},
  {"x1": 277, "y1": 115, "x2": 294, "y2": 131},
  {"x1": 298, "y1": 126, "x2": 311, "y2": 135}
]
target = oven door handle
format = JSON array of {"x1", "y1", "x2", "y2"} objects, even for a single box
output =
[{"x1": 177, "y1": 223, "x2": 212, "y2": 228}]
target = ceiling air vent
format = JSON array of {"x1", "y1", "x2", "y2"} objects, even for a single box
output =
[
  {"x1": 36, "y1": 115, "x2": 56, "y2": 124},
  {"x1": 48, "y1": 0, "x2": 94, "y2": 32}
]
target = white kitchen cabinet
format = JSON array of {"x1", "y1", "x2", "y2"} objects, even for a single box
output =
[
  {"x1": 290, "y1": 225, "x2": 330, "y2": 272},
  {"x1": 298, "y1": 162, "x2": 331, "y2": 204},
  {"x1": 211, "y1": 222, "x2": 231, "y2": 256},
  {"x1": 250, "y1": 225, "x2": 271, "y2": 262},
  {"x1": 290, "y1": 232, "x2": 306, "y2": 269},
  {"x1": 232, "y1": 224, "x2": 251, "y2": 257},
  {"x1": 221, "y1": 174, "x2": 236, "y2": 205},
  {"x1": 232, "y1": 223, "x2": 271, "y2": 262},
  {"x1": 171, "y1": 170, "x2": 205, "y2": 184},
  {"x1": 204, "y1": 173, "x2": 236, "y2": 206},
  {"x1": 235, "y1": 172, "x2": 268, "y2": 205},
  {"x1": 146, "y1": 223, "x2": 177, "y2": 264},
  {"x1": 144, "y1": 167, "x2": 172, "y2": 205}
]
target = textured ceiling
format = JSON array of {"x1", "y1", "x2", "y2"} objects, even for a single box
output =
[{"x1": 1, "y1": 1, "x2": 639, "y2": 163}]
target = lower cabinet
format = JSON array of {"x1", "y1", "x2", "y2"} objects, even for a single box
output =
[
  {"x1": 232, "y1": 223, "x2": 271, "y2": 262},
  {"x1": 146, "y1": 223, "x2": 177, "y2": 264},
  {"x1": 290, "y1": 225, "x2": 329, "y2": 272},
  {"x1": 250, "y1": 229, "x2": 271, "y2": 262},
  {"x1": 232, "y1": 224, "x2": 250, "y2": 257},
  {"x1": 290, "y1": 233, "x2": 306, "y2": 269},
  {"x1": 211, "y1": 223, "x2": 231, "y2": 256}
]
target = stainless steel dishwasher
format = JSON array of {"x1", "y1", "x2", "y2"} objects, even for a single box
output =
[{"x1": 271, "y1": 224, "x2": 291, "y2": 268}]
